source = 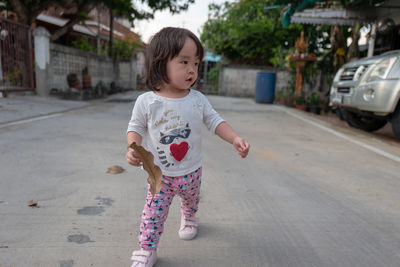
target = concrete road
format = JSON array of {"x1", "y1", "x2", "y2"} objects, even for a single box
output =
[{"x1": 1, "y1": 93, "x2": 400, "y2": 267}]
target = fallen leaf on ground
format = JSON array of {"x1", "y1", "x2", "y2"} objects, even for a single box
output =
[
  {"x1": 28, "y1": 200, "x2": 38, "y2": 207},
  {"x1": 129, "y1": 142, "x2": 162, "y2": 206},
  {"x1": 107, "y1": 165, "x2": 125, "y2": 174}
]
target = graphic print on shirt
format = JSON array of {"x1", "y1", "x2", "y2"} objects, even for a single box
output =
[{"x1": 154, "y1": 109, "x2": 191, "y2": 168}]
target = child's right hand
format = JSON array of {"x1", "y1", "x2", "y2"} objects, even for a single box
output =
[
  {"x1": 126, "y1": 147, "x2": 142, "y2": 166},
  {"x1": 233, "y1": 136, "x2": 250, "y2": 158}
]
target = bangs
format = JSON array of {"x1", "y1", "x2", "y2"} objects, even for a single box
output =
[{"x1": 169, "y1": 29, "x2": 204, "y2": 61}]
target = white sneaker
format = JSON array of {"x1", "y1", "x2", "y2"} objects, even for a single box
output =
[
  {"x1": 178, "y1": 215, "x2": 198, "y2": 240},
  {"x1": 131, "y1": 249, "x2": 157, "y2": 267}
]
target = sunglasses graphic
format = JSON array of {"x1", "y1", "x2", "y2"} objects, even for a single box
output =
[{"x1": 160, "y1": 129, "x2": 191, "y2": 145}]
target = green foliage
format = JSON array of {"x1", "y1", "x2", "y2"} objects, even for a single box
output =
[
  {"x1": 71, "y1": 37, "x2": 137, "y2": 60},
  {"x1": 270, "y1": 47, "x2": 293, "y2": 69},
  {"x1": 269, "y1": 2, "x2": 360, "y2": 89},
  {"x1": 294, "y1": 92, "x2": 305, "y2": 105},
  {"x1": 71, "y1": 38, "x2": 96, "y2": 52},
  {"x1": 298, "y1": 24, "x2": 352, "y2": 85},
  {"x1": 275, "y1": 89, "x2": 285, "y2": 103},
  {"x1": 284, "y1": 88, "x2": 295, "y2": 106},
  {"x1": 113, "y1": 39, "x2": 138, "y2": 60},
  {"x1": 201, "y1": 0, "x2": 302, "y2": 65},
  {"x1": 4, "y1": 67, "x2": 22, "y2": 86},
  {"x1": 306, "y1": 92, "x2": 320, "y2": 106},
  {"x1": 4, "y1": 0, "x2": 195, "y2": 28}
]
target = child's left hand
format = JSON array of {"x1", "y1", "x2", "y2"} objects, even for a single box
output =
[{"x1": 233, "y1": 136, "x2": 250, "y2": 158}]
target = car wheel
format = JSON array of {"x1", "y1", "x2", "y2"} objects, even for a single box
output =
[
  {"x1": 392, "y1": 103, "x2": 400, "y2": 139},
  {"x1": 342, "y1": 109, "x2": 359, "y2": 128},
  {"x1": 344, "y1": 110, "x2": 387, "y2": 132},
  {"x1": 335, "y1": 107, "x2": 346, "y2": 121}
]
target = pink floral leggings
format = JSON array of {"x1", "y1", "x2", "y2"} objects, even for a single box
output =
[{"x1": 139, "y1": 167, "x2": 202, "y2": 250}]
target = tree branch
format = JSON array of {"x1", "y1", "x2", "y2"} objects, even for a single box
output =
[
  {"x1": 9, "y1": 0, "x2": 30, "y2": 24},
  {"x1": 50, "y1": 1, "x2": 94, "y2": 42}
]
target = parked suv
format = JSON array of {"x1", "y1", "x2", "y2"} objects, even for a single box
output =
[{"x1": 330, "y1": 50, "x2": 400, "y2": 139}]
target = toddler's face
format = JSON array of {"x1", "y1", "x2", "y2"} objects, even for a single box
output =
[{"x1": 164, "y1": 37, "x2": 200, "y2": 93}]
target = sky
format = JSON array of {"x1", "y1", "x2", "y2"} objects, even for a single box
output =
[{"x1": 133, "y1": 0, "x2": 236, "y2": 43}]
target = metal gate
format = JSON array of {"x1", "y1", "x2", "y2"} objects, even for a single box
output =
[{"x1": 0, "y1": 17, "x2": 35, "y2": 97}]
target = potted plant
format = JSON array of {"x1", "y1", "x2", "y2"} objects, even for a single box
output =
[
  {"x1": 308, "y1": 92, "x2": 321, "y2": 114},
  {"x1": 276, "y1": 90, "x2": 285, "y2": 104},
  {"x1": 294, "y1": 92, "x2": 306, "y2": 111},
  {"x1": 285, "y1": 91, "x2": 294, "y2": 107}
]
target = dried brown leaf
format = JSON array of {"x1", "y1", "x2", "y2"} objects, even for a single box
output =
[
  {"x1": 107, "y1": 165, "x2": 125, "y2": 174},
  {"x1": 28, "y1": 200, "x2": 38, "y2": 207},
  {"x1": 129, "y1": 142, "x2": 162, "y2": 205}
]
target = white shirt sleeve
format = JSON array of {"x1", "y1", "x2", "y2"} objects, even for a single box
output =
[
  {"x1": 127, "y1": 94, "x2": 147, "y2": 137},
  {"x1": 202, "y1": 94, "x2": 225, "y2": 134}
]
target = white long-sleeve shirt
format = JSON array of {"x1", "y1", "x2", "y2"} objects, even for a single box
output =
[{"x1": 127, "y1": 89, "x2": 225, "y2": 176}]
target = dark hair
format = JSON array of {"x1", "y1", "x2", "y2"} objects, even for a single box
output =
[{"x1": 145, "y1": 27, "x2": 204, "y2": 91}]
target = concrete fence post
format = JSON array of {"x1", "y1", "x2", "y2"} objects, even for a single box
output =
[
  {"x1": 34, "y1": 27, "x2": 51, "y2": 96},
  {"x1": 218, "y1": 64, "x2": 226, "y2": 96},
  {"x1": 113, "y1": 60, "x2": 119, "y2": 90},
  {"x1": 130, "y1": 59, "x2": 137, "y2": 90}
]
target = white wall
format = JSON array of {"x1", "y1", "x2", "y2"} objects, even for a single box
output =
[
  {"x1": 218, "y1": 64, "x2": 293, "y2": 97},
  {"x1": 34, "y1": 26, "x2": 137, "y2": 96},
  {"x1": 49, "y1": 43, "x2": 136, "y2": 92}
]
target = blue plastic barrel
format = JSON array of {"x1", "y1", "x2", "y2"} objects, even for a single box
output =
[{"x1": 255, "y1": 72, "x2": 276, "y2": 104}]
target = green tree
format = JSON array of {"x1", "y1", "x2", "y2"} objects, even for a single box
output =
[
  {"x1": 4, "y1": 0, "x2": 195, "y2": 42},
  {"x1": 113, "y1": 39, "x2": 139, "y2": 60},
  {"x1": 200, "y1": 0, "x2": 301, "y2": 65}
]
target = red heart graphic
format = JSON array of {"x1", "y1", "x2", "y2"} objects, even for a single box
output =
[{"x1": 170, "y1": 142, "x2": 189, "y2": 162}]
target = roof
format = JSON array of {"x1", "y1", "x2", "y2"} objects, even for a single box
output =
[
  {"x1": 36, "y1": 14, "x2": 97, "y2": 36},
  {"x1": 36, "y1": 13, "x2": 144, "y2": 47},
  {"x1": 291, "y1": 7, "x2": 375, "y2": 25},
  {"x1": 281, "y1": 0, "x2": 400, "y2": 26},
  {"x1": 84, "y1": 21, "x2": 125, "y2": 38}
]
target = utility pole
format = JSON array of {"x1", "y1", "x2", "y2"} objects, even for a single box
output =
[{"x1": 109, "y1": 8, "x2": 114, "y2": 58}]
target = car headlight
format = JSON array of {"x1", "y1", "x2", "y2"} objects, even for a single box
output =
[
  {"x1": 362, "y1": 57, "x2": 397, "y2": 83},
  {"x1": 363, "y1": 88, "x2": 375, "y2": 101}
]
